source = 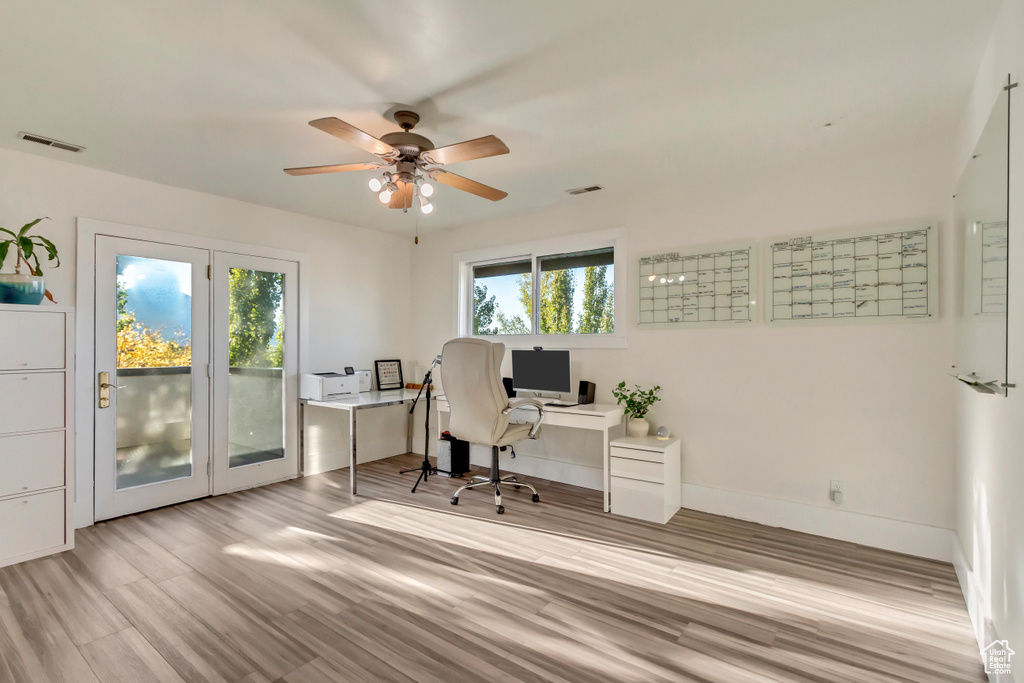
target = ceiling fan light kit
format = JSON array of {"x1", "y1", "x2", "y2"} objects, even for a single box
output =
[{"x1": 284, "y1": 109, "x2": 509, "y2": 215}]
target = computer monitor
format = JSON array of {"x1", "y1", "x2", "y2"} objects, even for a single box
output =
[{"x1": 511, "y1": 349, "x2": 572, "y2": 394}]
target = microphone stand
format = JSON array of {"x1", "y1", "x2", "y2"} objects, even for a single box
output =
[{"x1": 400, "y1": 355, "x2": 439, "y2": 493}]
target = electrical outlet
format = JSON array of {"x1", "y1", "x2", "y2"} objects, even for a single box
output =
[{"x1": 830, "y1": 479, "x2": 846, "y2": 505}]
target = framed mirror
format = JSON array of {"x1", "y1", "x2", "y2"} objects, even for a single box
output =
[{"x1": 954, "y1": 76, "x2": 1012, "y2": 395}]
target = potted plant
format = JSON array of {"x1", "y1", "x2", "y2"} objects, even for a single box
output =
[
  {"x1": 0, "y1": 217, "x2": 58, "y2": 304},
  {"x1": 612, "y1": 381, "x2": 662, "y2": 437}
]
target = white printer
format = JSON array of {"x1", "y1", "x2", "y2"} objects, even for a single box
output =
[{"x1": 300, "y1": 372, "x2": 360, "y2": 400}]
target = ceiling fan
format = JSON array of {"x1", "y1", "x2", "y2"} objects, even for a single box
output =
[{"x1": 284, "y1": 110, "x2": 509, "y2": 214}]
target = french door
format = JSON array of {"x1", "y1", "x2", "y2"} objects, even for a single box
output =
[
  {"x1": 95, "y1": 237, "x2": 211, "y2": 519},
  {"x1": 212, "y1": 252, "x2": 298, "y2": 494},
  {"x1": 94, "y1": 236, "x2": 299, "y2": 520}
]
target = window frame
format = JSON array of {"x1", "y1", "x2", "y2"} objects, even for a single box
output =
[{"x1": 455, "y1": 227, "x2": 628, "y2": 349}]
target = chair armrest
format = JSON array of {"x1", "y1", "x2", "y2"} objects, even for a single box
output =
[{"x1": 502, "y1": 398, "x2": 545, "y2": 438}]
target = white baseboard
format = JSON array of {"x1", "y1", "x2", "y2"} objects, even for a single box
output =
[
  {"x1": 468, "y1": 449, "x2": 604, "y2": 491},
  {"x1": 952, "y1": 533, "x2": 1011, "y2": 682},
  {"x1": 680, "y1": 482, "x2": 954, "y2": 562}
]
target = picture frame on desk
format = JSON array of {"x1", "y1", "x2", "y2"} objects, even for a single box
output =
[{"x1": 374, "y1": 359, "x2": 404, "y2": 390}]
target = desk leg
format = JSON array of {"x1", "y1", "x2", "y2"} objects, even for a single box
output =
[
  {"x1": 350, "y1": 408, "x2": 357, "y2": 496},
  {"x1": 603, "y1": 428, "x2": 611, "y2": 513},
  {"x1": 299, "y1": 402, "x2": 305, "y2": 475}
]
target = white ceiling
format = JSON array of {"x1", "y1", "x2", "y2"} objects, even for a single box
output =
[{"x1": 0, "y1": 1, "x2": 1001, "y2": 236}]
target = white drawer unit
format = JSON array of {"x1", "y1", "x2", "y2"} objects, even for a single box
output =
[
  {"x1": 610, "y1": 436, "x2": 680, "y2": 524},
  {"x1": 0, "y1": 432, "x2": 65, "y2": 498},
  {"x1": 0, "y1": 305, "x2": 74, "y2": 568},
  {"x1": 0, "y1": 310, "x2": 65, "y2": 370},
  {"x1": 0, "y1": 490, "x2": 66, "y2": 559},
  {"x1": 0, "y1": 372, "x2": 66, "y2": 435}
]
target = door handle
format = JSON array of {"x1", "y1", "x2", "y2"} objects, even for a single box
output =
[{"x1": 98, "y1": 371, "x2": 125, "y2": 408}]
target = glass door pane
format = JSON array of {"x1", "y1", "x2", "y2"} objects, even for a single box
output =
[
  {"x1": 115, "y1": 255, "x2": 195, "y2": 488},
  {"x1": 228, "y1": 268, "x2": 285, "y2": 468}
]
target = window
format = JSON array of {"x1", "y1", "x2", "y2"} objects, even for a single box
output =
[
  {"x1": 458, "y1": 229, "x2": 626, "y2": 348},
  {"x1": 472, "y1": 259, "x2": 531, "y2": 335}
]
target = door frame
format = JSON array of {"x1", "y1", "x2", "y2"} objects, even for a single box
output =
[{"x1": 76, "y1": 218, "x2": 309, "y2": 528}]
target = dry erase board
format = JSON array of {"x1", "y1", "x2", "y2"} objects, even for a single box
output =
[
  {"x1": 638, "y1": 243, "x2": 756, "y2": 327},
  {"x1": 768, "y1": 226, "x2": 937, "y2": 322}
]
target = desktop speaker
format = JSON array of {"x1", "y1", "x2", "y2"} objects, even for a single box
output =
[
  {"x1": 578, "y1": 381, "x2": 596, "y2": 405},
  {"x1": 502, "y1": 377, "x2": 516, "y2": 398}
]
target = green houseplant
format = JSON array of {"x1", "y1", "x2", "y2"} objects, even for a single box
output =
[
  {"x1": 0, "y1": 217, "x2": 59, "y2": 304},
  {"x1": 612, "y1": 381, "x2": 662, "y2": 437}
]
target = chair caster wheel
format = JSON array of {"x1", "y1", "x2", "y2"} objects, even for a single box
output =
[
  {"x1": 532, "y1": 494, "x2": 540, "y2": 503},
  {"x1": 496, "y1": 505, "x2": 505, "y2": 514},
  {"x1": 450, "y1": 497, "x2": 459, "y2": 505},
  {"x1": 513, "y1": 485, "x2": 521, "y2": 490}
]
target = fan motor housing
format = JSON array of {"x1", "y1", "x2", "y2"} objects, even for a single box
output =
[{"x1": 380, "y1": 131, "x2": 433, "y2": 158}]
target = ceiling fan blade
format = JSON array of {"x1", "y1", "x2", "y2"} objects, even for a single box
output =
[
  {"x1": 388, "y1": 181, "x2": 414, "y2": 209},
  {"x1": 431, "y1": 170, "x2": 508, "y2": 201},
  {"x1": 424, "y1": 135, "x2": 509, "y2": 165},
  {"x1": 283, "y1": 162, "x2": 382, "y2": 176},
  {"x1": 309, "y1": 117, "x2": 396, "y2": 157}
]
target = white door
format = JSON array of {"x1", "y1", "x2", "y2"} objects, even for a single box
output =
[
  {"x1": 94, "y1": 236, "x2": 211, "y2": 520},
  {"x1": 212, "y1": 253, "x2": 299, "y2": 493}
]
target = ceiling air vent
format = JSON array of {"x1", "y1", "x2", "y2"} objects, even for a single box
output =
[
  {"x1": 566, "y1": 185, "x2": 603, "y2": 196},
  {"x1": 18, "y1": 131, "x2": 85, "y2": 153}
]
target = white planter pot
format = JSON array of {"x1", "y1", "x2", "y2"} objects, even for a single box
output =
[{"x1": 626, "y1": 417, "x2": 650, "y2": 438}]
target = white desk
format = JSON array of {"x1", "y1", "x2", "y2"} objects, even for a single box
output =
[
  {"x1": 436, "y1": 397, "x2": 623, "y2": 511},
  {"x1": 301, "y1": 389, "x2": 422, "y2": 495}
]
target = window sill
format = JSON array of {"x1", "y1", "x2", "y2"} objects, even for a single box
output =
[{"x1": 465, "y1": 333, "x2": 628, "y2": 350}]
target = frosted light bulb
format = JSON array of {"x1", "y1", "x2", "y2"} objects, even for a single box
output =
[
  {"x1": 420, "y1": 182, "x2": 434, "y2": 197},
  {"x1": 420, "y1": 199, "x2": 433, "y2": 214},
  {"x1": 378, "y1": 189, "x2": 392, "y2": 204},
  {"x1": 369, "y1": 177, "x2": 383, "y2": 192}
]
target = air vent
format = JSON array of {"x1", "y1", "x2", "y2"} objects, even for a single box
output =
[
  {"x1": 18, "y1": 131, "x2": 85, "y2": 153},
  {"x1": 566, "y1": 185, "x2": 603, "y2": 196}
]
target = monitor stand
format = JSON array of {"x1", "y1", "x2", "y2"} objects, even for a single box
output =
[{"x1": 531, "y1": 392, "x2": 579, "y2": 408}]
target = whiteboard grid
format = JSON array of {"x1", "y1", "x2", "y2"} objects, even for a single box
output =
[
  {"x1": 770, "y1": 228, "x2": 932, "y2": 321},
  {"x1": 981, "y1": 221, "x2": 1008, "y2": 314},
  {"x1": 638, "y1": 246, "x2": 754, "y2": 326}
]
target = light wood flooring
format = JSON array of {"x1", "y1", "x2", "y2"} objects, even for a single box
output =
[{"x1": 1, "y1": 454, "x2": 984, "y2": 682}]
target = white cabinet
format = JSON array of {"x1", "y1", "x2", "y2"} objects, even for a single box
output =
[
  {"x1": 0, "y1": 305, "x2": 74, "y2": 568},
  {"x1": 610, "y1": 436, "x2": 680, "y2": 524}
]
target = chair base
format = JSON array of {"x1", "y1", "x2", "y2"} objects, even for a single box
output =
[{"x1": 450, "y1": 446, "x2": 540, "y2": 514}]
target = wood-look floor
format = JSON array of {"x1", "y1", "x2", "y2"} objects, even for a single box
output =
[{"x1": 1, "y1": 454, "x2": 984, "y2": 682}]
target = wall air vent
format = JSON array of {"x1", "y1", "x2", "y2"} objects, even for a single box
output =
[
  {"x1": 566, "y1": 185, "x2": 603, "y2": 196},
  {"x1": 18, "y1": 131, "x2": 85, "y2": 153}
]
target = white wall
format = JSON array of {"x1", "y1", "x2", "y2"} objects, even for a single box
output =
[
  {"x1": 410, "y1": 137, "x2": 959, "y2": 561},
  {"x1": 0, "y1": 146, "x2": 413, "y2": 524},
  {"x1": 952, "y1": 0, "x2": 1024, "y2": 662}
]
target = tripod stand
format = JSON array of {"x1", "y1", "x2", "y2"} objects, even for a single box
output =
[{"x1": 400, "y1": 355, "x2": 439, "y2": 492}]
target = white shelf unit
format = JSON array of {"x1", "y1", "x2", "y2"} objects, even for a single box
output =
[
  {"x1": 609, "y1": 435, "x2": 681, "y2": 524},
  {"x1": 0, "y1": 304, "x2": 75, "y2": 568}
]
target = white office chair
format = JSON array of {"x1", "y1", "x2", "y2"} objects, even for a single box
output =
[{"x1": 441, "y1": 338, "x2": 544, "y2": 514}]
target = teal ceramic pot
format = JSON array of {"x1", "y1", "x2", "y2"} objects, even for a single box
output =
[{"x1": 0, "y1": 274, "x2": 46, "y2": 305}]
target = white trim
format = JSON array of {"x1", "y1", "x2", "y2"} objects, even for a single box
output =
[
  {"x1": 680, "y1": 482, "x2": 954, "y2": 562},
  {"x1": 74, "y1": 217, "x2": 310, "y2": 528},
  {"x1": 952, "y1": 532, "x2": 1005, "y2": 677},
  {"x1": 452, "y1": 227, "x2": 628, "y2": 349},
  {"x1": 465, "y1": 444, "x2": 604, "y2": 491}
]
